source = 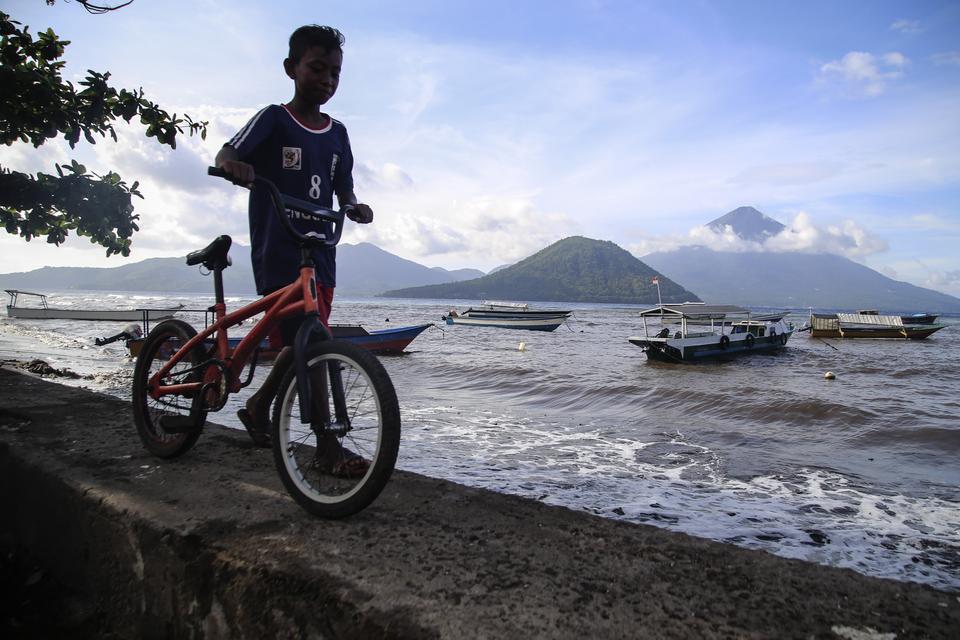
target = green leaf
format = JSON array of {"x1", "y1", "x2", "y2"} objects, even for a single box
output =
[{"x1": 1, "y1": 12, "x2": 207, "y2": 253}]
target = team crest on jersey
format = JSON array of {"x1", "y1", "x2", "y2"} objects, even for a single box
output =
[{"x1": 282, "y1": 147, "x2": 302, "y2": 170}]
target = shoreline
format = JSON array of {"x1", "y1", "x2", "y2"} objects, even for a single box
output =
[{"x1": 1, "y1": 367, "x2": 957, "y2": 637}]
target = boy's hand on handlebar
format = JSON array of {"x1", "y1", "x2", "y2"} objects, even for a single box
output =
[
  {"x1": 218, "y1": 159, "x2": 255, "y2": 186},
  {"x1": 346, "y1": 203, "x2": 374, "y2": 224}
]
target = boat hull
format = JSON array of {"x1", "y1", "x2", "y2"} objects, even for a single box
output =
[
  {"x1": 901, "y1": 314, "x2": 939, "y2": 325},
  {"x1": 629, "y1": 331, "x2": 792, "y2": 362},
  {"x1": 126, "y1": 323, "x2": 432, "y2": 359},
  {"x1": 7, "y1": 306, "x2": 182, "y2": 322},
  {"x1": 810, "y1": 325, "x2": 945, "y2": 340},
  {"x1": 444, "y1": 316, "x2": 567, "y2": 331},
  {"x1": 443, "y1": 303, "x2": 571, "y2": 331}
]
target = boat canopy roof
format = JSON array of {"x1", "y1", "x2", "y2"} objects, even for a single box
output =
[
  {"x1": 637, "y1": 303, "x2": 750, "y2": 319},
  {"x1": 5, "y1": 289, "x2": 47, "y2": 298},
  {"x1": 480, "y1": 300, "x2": 529, "y2": 309},
  {"x1": 6, "y1": 289, "x2": 49, "y2": 307}
]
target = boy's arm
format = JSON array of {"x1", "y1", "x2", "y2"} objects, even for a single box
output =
[
  {"x1": 337, "y1": 188, "x2": 374, "y2": 224},
  {"x1": 215, "y1": 145, "x2": 255, "y2": 184}
]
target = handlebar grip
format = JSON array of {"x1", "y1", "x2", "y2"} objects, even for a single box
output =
[{"x1": 207, "y1": 166, "x2": 250, "y2": 186}]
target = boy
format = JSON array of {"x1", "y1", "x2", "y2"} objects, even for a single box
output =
[{"x1": 215, "y1": 25, "x2": 373, "y2": 473}]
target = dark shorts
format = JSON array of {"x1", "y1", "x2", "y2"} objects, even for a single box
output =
[{"x1": 267, "y1": 285, "x2": 334, "y2": 349}]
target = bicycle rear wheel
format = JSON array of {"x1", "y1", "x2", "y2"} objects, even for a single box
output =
[
  {"x1": 132, "y1": 319, "x2": 208, "y2": 458},
  {"x1": 271, "y1": 340, "x2": 400, "y2": 518}
]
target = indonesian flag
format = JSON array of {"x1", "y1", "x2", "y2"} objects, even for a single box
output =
[{"x1": 651, "y1": 276, "x2": 659, "y2": 285}]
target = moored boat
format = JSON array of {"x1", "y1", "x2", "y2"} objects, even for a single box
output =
[
  {"x1": 5, "y1": 289, "x2": 183, "y2": 322},
  {"x1": 125, "y1": 322, "x2": 432, "y2": 359},
  {"x1": 442, "y1": 301, "x2": 572, "y2": 331},
  {"x1": 628, "y1": 303, "x2": 793, "y2": 362},
  {"x1": 808, "y1": 312, "x2": 945, "y2": 339},
  {"x1": 900, "y1": 312, "x2": 939, "y2": 325}
]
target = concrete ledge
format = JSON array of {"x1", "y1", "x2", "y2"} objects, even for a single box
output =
[{"x1": 1, "y1": 367, "x2": 957, "y2": 638}]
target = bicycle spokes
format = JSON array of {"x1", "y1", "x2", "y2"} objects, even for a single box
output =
[{"x1": 272, "y1": 341, "x2": 400, "y2": 518}]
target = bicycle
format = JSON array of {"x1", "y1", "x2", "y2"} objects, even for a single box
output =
[{"x1": 131, "y1": 167, "x2": 401, "y2": 518}]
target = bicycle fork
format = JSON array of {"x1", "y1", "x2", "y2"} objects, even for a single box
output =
[{"x1": 293, "y1": 313, "x2": 350, "y2": 430}]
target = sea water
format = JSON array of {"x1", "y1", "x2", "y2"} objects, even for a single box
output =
[{"x1": 1, "y1": 291, "x2": 958, "y2": 592}]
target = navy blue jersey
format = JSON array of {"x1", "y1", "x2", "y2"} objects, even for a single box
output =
[{"x1": 227, "y1": 104, "x2": 354, "y2": 294}]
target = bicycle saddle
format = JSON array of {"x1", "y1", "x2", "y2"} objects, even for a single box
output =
[{"x1": 186, "y1": 235, "x2": 232, "y2": 271}]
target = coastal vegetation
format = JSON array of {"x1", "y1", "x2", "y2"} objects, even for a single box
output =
[
  {"x1": 382, "y1": 236, "x2": 700, "y2": 304},
  {"x1": 0, "y1": 8, "x2": 206, "y2": 257}
]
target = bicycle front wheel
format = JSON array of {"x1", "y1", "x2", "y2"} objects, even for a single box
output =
[{"x1": 271, "y1": 340, "x2": 400, "y2": 518}]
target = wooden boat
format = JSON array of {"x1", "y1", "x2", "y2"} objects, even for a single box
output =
[
  {"x1": 5, "y1": 289, "x2": 183, "y2": 322},
  {"x1": 325, "y1": 323, "x2": 432, "y2": 354},
  {"x1": 808, "y1": 312, "x2": 946, "y2": 339},
  {"x1": 900, "y1": 312, "x2": 939, "y2": 325},
  {"x1": 125, "y1": 322, "x2": 432, "y2": 359},
  {"x1": 628, "y1": 303, "x2": 794, "y2": 362},
  {"x1": 442, "y1": 301, "x2": 572, "y2": 331}
]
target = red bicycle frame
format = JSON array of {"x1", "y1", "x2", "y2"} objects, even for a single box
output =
[{"x1": 147, "y1": 262, "x2": 322, "y2": 401}]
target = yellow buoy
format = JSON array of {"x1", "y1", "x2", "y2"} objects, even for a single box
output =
[
  {"x1": 824, "y1": 371, "x2": 836, "y2": 380},
  {"x1": 518, "y1": 342, "x2": 526, "y2": 352}
]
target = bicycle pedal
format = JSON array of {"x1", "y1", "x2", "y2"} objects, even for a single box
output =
[{"x1": 159, "y1": 415, "x2": 201, "y2": 433}]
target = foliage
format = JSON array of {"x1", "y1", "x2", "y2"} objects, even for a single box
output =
[
  {"x1": 0, "y1": 10, "x2": 207, "y2": 256},
  {"x1": 44, "y1": 1, "x2": 136, "y2": 15}
]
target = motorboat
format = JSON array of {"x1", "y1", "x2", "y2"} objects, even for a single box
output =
[
  {"x1": 325, "y1": 322, "x2": 433, "y2": 354},
  {"x1": 125, "y1": 322, "x2": 433, "y2": 359},
  {"x1": 628, "y1": 303, "x2": 793, "y2": 362},
  {"x1": 5, "y1": 289, "x2": 183, "y2": 322},
  {"x1": 442, "y1": 301, "x2": 572, "y2": 331}
]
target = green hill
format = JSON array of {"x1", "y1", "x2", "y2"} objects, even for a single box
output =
[{"x1": 382, "y1": 236, "x2": 700, "y2": 304}]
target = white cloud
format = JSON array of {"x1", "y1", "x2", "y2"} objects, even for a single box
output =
[
  {"x1": 729, "y1": 162, "x2": 841, "y2": 186},
  {"x1": 765, "y1": 212, "x2": 888, "y2": 257},
  {"x1": 354, "y1": 162, "x2": 415, "y2": 191},
  {"x1": 927, "y1": 269, "x2": 960, "y2": 288},
  {"x1": 1, "y1": 5, "x2": 957, "y2": 296},
  {"x1": 819, "y1": 51, "x2": 908, "y2": 97},
  {"x1": 906, "y1": 213, "x2": 960, "y2": 231},
  {"x1": 931, "y1": 51, "x2": 960, "y2": 67},
  {"x1": 630, "y1": 211, "x2": 888, "y2": 260},
  {"x1": 889, "y1": 19, "x2": 923, "y2": 35},
  {"x1": 879, "y1": 265, "x2": 898, "y2": 279},
  {"x1": 353, "y1": 190, "x2": 574, "y2": 270}
]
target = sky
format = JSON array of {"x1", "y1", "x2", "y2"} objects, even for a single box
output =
[{"x1": 2, "y1": 0, "x2": 959, "y2": 296}]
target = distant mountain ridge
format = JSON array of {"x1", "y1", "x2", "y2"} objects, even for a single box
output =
[
  {"x1": 5, "y1": 206, "x2": 958, "y2": 312},
  {"x1": 645, "y1": 206, "x2": 960, "y2": 313},
  {"x1": 0, "y1": 242, "x2": 484, "y2": 297},
  {"x1": 383, "y1": 236, "x2": 700, "y2": 304}
]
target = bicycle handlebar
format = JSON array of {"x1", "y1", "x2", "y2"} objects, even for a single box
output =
[{"x1": 207, "y1": 166, "x2": 350, "y2": 248}]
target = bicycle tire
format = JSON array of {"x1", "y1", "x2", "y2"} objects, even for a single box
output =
[
  {"x1": 271, "y1": 340, "x2": 400, "y2": 518},
  {"x1": 132, "y1": 319, "x2": 208, "y2": 458}
]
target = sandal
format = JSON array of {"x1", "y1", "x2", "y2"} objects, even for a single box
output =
[
  {"x1": 314, "y1": 448, "x2": 370, "y2": 478},
  {"x1": 237, "y1": 407, "x2": 271, "y2": 448}
]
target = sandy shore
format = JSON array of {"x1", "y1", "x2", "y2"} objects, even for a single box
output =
[{"x1": 1, "y1": 366, "x2": 957, "y2": 638}]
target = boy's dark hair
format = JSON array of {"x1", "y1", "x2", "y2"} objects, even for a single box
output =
[{"x1": 288, "y1": 25, "x2": 344, "y2": 62}]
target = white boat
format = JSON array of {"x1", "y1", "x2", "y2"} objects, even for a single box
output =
[
  {"x1": 628, "y1": 303, "x2": 793, "y2": 362},
  {"x1": 5, "y1": 289, "x2": 183, "y2": 322},
  {"x1": 442, "y1": 301, "x2": 572, "y2": 332}
]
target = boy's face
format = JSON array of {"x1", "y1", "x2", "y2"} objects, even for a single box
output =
[{"x1": 285, "y1": 46, "x2": 343, "y2": 106}]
